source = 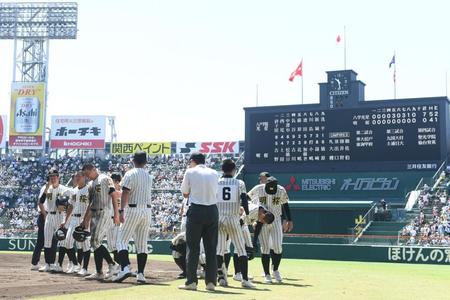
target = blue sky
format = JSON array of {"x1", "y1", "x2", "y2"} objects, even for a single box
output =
[{"x1": 0, "y1": 0, "x2": 449, "y2": 142}]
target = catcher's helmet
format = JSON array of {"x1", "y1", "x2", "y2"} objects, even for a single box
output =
[
  {"x1": 73, "y1": 226, "x2": 90, "y2": 242},
  {"x1": 265, "y1": 177, "x2": 278, "y2": 195},
  {"x1": 56, "y1": 195, "x2": 70, "y2": 207},
  {"x1": 54, "y1": 227, "x2": 67, "y2": 241}
]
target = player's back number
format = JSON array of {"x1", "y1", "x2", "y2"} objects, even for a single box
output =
[{"x1": 217, "y1": 185, "x2": 238, "y2": 202}]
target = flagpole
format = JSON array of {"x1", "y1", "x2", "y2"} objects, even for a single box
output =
[
  {"x1": 256, "y1": 84, "x2": 259, "y2": 106},
  {"x1": 301, "y1": 73, "x2": 304, "y2": 104},
  {"x1": 301, "y1": 59, "x2": 304, "y2": 104},
  {"x1": 394, "y1": 51, "x2": 397, "y2": 99},
  {"x1": 344, "y1": 26, "x2": 347, "y2": 70},
  {"x1": 446, "y1": 71, "x2": 448, "y2": 98}
]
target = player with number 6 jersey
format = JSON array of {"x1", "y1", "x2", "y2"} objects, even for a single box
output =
[{"x1": 216, "y1": 159, "x2": 255, "y2": 289}]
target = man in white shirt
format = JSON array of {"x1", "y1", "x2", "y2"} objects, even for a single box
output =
[{"x1": 178, "y1": 153, "x2": 219, "y2": 292}]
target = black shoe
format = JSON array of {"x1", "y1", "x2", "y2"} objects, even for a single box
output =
[{"x1": 177, "y1": 272, "x2": 186, "y2": 279}]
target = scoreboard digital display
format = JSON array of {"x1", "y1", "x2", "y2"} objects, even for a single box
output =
[{"x1": 245, "y1": 100, "x2": 448, "y2": 172}]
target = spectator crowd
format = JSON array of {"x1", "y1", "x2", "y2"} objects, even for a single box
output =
[{"x1": 400, "y1": 170, "x2": 450, "y2": 246}]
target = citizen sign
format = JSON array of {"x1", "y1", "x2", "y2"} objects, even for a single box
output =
[
  {"x1": 329, "y1": 90, "x2": 349, "y2": 96},
  {"x1": 340, "y1": 178, "x2": 399, "y2": 191}
]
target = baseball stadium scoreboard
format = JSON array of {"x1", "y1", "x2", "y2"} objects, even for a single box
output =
[{"x1": 244, "y1": 70, "x2": 450, "y2": 173}]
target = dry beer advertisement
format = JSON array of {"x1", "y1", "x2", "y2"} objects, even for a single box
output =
[{"x1": 8, "y1": 82, "x2": 46, "y2": 149}]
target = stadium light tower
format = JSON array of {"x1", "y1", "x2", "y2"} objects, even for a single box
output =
[
  {"x1": 0, "y1": 2, "x2": 78, "y2": 153},
  {"x1": 0, "y1": 2, "x2": 78, "y2": 82}
]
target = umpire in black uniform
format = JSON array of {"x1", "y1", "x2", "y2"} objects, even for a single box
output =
[{"x1": 178, "y1": 153, "x2": 219, "y2": 291}]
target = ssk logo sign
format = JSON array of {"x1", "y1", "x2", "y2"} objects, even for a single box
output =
[{"x1": 176, "y1": 141, "x2": 239, "y2": 154}]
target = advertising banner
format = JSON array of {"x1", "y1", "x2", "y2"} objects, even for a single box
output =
[
  {"x1": 9, "y1": 82, "x2": 46, "y2": 149},
  {"x1": 50, "y1": 115, "x2": 106, "y2": 149},
  {"x1": 0, "y1": 115, "x2": 6, "y2": 148},
  {"x1": 176, "y1": 141, "x2": 239, "y2": 154},
  {"x1": 111, "y1": 142, "x2": 172, "y2": 155}
]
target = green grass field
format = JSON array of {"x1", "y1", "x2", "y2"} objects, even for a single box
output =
[{"x1": 29, "y1": 254, "x2": 449, "y2": 300}]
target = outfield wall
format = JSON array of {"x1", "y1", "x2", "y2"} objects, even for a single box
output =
[{"x1": 2, "y1": 238, "x2": 449, "y2": 266}]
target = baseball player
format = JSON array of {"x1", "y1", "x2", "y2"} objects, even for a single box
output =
[
  {"x1": 247, "y1": 176, "x2": 293, "y2": 283},
  {"x1": 81, "y1": 163, "x2": 120, "y2": 280},
  {"x1": 60, "y1": 171, "x2": 91, "y2": 276},
  {"x1": 170, "y1": 232, "x2": 187, "y2": 279},
  {"x1": 38, "y1": 169, "x2": 70, "y2": 273},
  {"x1": 106, "y1": 173, "x2": 122, "y2": 272},
  {"x1": 114, "y1": 151, "x2": 153, "y2": 284},
  {"x1": 216, "y1": 159, "x2": 254, "y2": 288},
  {"x1": 31, "y1": 181, "x2": 57, "y2": 270}
]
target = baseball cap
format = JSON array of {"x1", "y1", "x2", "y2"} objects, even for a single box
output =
[
  {"x1": 48, "y1": 168, "x2": 59, "y2": 177},
  {"x1": 259, "y1": 171, "x2": 270, "y2": 178}
]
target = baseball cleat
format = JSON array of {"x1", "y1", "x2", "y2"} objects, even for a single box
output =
[
  {"x1": 31, "y1": 264, "x2": 40, "y2": 271},
  {"x1": 113, "y1": 266, "x2": 132, "y2": 283},
  {"x1": 136, "y1": 273, "x2": 147, "y2": 284},
  {"x1": 73, "y1": 265, "x2": 81, "y2": 273},
  {"x1": 241, "y1": 280, "x2": 256, "y2": 289},
  {"x1": 51, "y1": 264, "x2": 63, "y2": 273},
  {"x1": 105, "y1": 263, "x2": 119, "y2": 279},
  {"x1": 39, "y1": 264, "x2": 51, "y2": 272},
  {"x1": 66, "y1": 262, "x2": 74, "y2": 273},
  {"x1": 273, "y1": 270, "x2": 283, "y2": 283},
  {"x1": 85, "y1": 272, "x2": 105, "y2": 280},
  {"x1": 205, "y1": 282, "x2": 216, "y2": 291},
  {"x1": 178, "y1": 282, "x2": 197, "y2": 290},
  {"x1": 264, "y1": 274, "x2": 273, "y2": 284},
  {"x1": 177, "y1": 272, "x2": 187, "y2": 279},
  {"x1": 77, "y1": 268, "x2": 88, "y2": 276},
  {"x1": 66, "y1": 263, "x2": 75, "y2": 274},
  {"x1": 233, "y1": 272, "x2": 243, "y2": 282}
]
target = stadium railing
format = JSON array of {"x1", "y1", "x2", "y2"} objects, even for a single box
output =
[{"x1": 350, "y1": 202, "x2": 377, "y2": 244}]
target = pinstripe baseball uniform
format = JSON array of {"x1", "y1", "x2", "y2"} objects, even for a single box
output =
[
  {"x1": 44, "y1": 184, "x2": 70, "y2": 248},
  {"x1": 89, "y1": 174, "x2": 115, "y2": 250},
  {"x1": 216, "y1": 177, "x2": 247, "y2": 257},
  {"x1": 107, "y1": 189, "x2": 121, "y2": 252},
  {"x1": 180, "y1": 197, "x2": 189, "y2": 232},
  {"x1": 63, "y1": 185, "x2": 91, "y2": 251},
  {"x1": 242, "y1": 203, "x2": 266, "y2": 225},
  {"x1": 247, "y1": 184, "x2": 288, "y2": 254},
  {"x1": 117, "y1": 168, "x2": 152, "y2": 254}
]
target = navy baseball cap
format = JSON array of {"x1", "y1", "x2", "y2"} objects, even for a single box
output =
[
  {"x1": 259, "y1": 171, "x2": 270, "y2": 178},
  {"x1": 48, "y1": 168, "x2": 59, "y2": 177}
]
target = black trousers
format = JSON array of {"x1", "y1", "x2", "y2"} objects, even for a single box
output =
[
  {"x1": 31, "y1": 214, "x2": 56, "y2": 265},
  {"x1": 185, "y1": 203, "x2": 218, "y2": 285}
]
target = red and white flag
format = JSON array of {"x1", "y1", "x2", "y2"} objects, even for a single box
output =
[{"x1": 289, "y1": 60, "x2": 303, "y2": 82}]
